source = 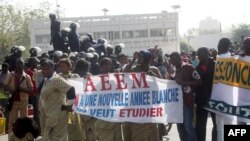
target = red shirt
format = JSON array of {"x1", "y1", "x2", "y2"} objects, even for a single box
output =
[{"x1": 25, "y1": 68, "x2": 37, "y2": 96}]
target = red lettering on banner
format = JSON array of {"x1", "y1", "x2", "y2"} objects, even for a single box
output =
[
  {"x1": 120, "y1": 109, "x2": 125, "y2": 117},
  {"x1": 157, "y1": 107, "x2": 163, "y2": 117},
  {"x1": 114, "y1": 73, "x2": 128, "y2": 90},
  {"x1": 84, "y1": 77, "x2": 96, "y2": 92},
  {"x1": 85, "y1": 73, "x2": 150, "y2": 91},
  {"x1": 99, "y1": 74, "x2": 112, "y2": 90},
  {"x1": 119, "y1": 107, "x2": 163, "y2": 117},
  {"x1": 131, "y1": 73, "x2": 149, "y2": 89}
]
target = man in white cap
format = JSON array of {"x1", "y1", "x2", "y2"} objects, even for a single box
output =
[{"x1": 29, "y1": 47, "x2": 42, "y2": 58}]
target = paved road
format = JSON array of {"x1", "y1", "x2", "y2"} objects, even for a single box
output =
[
  {"x1": 0, "y1": 117, "x2": 214, "y2": 141},
  {"x1": 163, "y1": 116, "x2": 214, "y2": 141}
]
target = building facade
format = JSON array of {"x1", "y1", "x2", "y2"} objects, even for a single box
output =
[{"x1": 29, "y1": 12, "x2": 179, "y2": 56}]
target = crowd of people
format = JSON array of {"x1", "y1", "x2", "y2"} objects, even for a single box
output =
[{"x1": 0, "y1": 13, "x2": 249, "y2": 141}]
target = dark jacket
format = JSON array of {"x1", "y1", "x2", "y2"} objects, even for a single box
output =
[
  {"x1": 68, "y1": 31, "x2": 80, "y2": 52},
  {"x1": 195, "y1": 58, "x2": 215, "y2": 107}
]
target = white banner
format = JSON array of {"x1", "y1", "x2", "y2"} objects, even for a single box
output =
[
  {"x1": 69, "y1": 72, "x2": 183, "y2": 124},
  {"x1": 206, "y1": 56, "x2": 250, "y2": 122}
]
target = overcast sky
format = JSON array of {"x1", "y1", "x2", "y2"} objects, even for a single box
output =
[{"x1": 16, "y1": 0, "x2": 250, "y2": 34}]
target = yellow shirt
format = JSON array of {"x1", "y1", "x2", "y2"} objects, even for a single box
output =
[{"x1": 39, "y1": 74, "x2": 72, "y2": 126}]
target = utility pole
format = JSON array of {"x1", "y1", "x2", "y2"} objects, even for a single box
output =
[
  {"x1": 102, "y1": 8, "x2": 109, "y2": 16},
  {"x1": 56, "y1": 0, "x2": 60, "y2": 19}
]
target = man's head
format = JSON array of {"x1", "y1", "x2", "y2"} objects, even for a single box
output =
[
  {"x1": 29, "y1": 47, "x2": 41, "y2": 57},
  {"x1": 243, "y1": 37, "x2": 250, "y2": 56},
  {"x1": 49, "y1": 13, "x2": 56, "y2": 21},
  {"x1": 106, "y1": 44, "x2": 113, "y2": 55},
  {"x1": 15, "y1": 58, "x2": 25, "y2": 73},
  {"x1": 86, "y1": 33, "x2": 94, "y2": 41},
  {"x1": 41, "y1": 59, "x2": 55, "y2": 78},
  {"x1": 191, "y1": 51, "x2": 196, "y2": 59},
  {"x1": 28, "y1": 57, "x2": 39, "y2": 69},
  {"x1": 14, "y1": 46, "x2": 25, "y2": 58},
  {"x1": 100, "y1": 57, "x2": 112, "y2": 73},
  {"x1": 69, "y1": 22, "x2": 77, "y2": 31},
  {"x1": 169, "y1": 52, "x2": 182, "y2": 67},
  {"x1": 197, "y1": 47, "x2": 209, "y2": 63},
  {"x1": 217, "y1": 38, "x2": 231, "y2": 55},
  {"x1": 117, "y1": 54, "x2": 128, "y2": 66},
  {"x1": 138, "y1": 50, "x2": 152, "y2": 65},
  {"x1": 58, "y1": 58, "x2": 72, "y2": 74},
  {"x1": 114, "y1": 43, "x2": 124, "y2": 55}
]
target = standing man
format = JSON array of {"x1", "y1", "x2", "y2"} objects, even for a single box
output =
[
  {"x1": 39, "y1": 59, "x2": 76, "y2": 140},
  {"x1": 215, "y1": 38, "x2": 235, "y2": 141},
  {"x1": 4, "y1": 59, "x2": 33, "y2": 132},
  {"x1": 68, "y1": 22, "x2": 80, "y2": 52},
  {"x1": 25, "y1": 57, "x2": 40, "y2": 129},
  {"x1": 49, "y1": 13, "x2": 61, "y2": 52},
  {"x1": 195, "y1": 47, "x2": 217, "y2": 141},
  {"x1": 123, "y1": 50, "x2": 162, "y2": 141},
  {"x1": 169, "y1": 52, "x2": 201, "y2": 141}
]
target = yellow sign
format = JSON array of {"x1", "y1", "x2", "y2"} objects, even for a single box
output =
[
  {"x1": 213, "y1": 58, "x2": 250, "y2": 90},
  {"x1": 0, "y1": 118, "x2": 6, "y2": 134}
]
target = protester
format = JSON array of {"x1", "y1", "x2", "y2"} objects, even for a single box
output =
[
  {"x1": 8, "y1": 117, "x2": 40, "y2": 141},
  {"x1": 169, "y1": 52, "x2": 201, "y2": 141},
  {"x1": 58, "y1": 58, "x2": 85, "y2": 141},
  {"x1": 25, "y1": 57, "x2": 40, "y2": 129},
  {"x1": 195, "y1": 47, "x2": 217, "y2": 141},
  {"x1": 4, "y1": 58, "x2": 33, "y2": 132},
  {"x1": 190, "y1": 51, "x2": 199, "y2": 68},
  {"x1": 95, "y1": 57, "x2": 122, "y2": 141},
  {"x1": 215, "y1": 37, "x2": 233, "y2": 141},
  {"x1": 123, "y1": 50, "x2": 162, "y2": 141},
  {"x1": 39, "y1": 59, "x2": 76, "y2": 140},
  {"x1": 73, "y1": 58, "x2": 92, "y2": 78}
]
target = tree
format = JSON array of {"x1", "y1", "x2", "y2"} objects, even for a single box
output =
[
  {"x1": 180, "y1": 40, "x2": 194, "y2": 53},
  {"x1": 186, "y1": 27, "x2": 199, "y2": 37},
  {"x1": 0, "y1": 1, "x2": 51, "y2": 62},
  {"x1": 231, "y1": 24, "x2": 250, "y2": 43}
]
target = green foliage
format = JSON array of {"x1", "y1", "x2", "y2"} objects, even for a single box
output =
[
  {"x1": 199, "y1": 29, "x2": 220, "y2": 35},
  {"x1": 180, "y1": 40, "x2": 194, "y2": 53},
  {"x1": 0, "y1": 1, "x2": 51, "y2": 62},
  {"x1": 231, "y1": 24, "x2": 250, "y2": 42}
]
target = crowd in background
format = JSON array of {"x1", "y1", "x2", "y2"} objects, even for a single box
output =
[{"x1": 0, "y1": 13, "x2": 250, "y2": 141}]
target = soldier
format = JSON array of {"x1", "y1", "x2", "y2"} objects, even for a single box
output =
[
  {"x1": 4, "y1": 46, "x2": 25, "y2": 72},
  {"x1": 114, "y1": 43, "x2": 125, "y2": 57},
  {"x1": 93, "y1": 38, "x2": 107, "y2": 57},
  {"x1": 68, "y1": 22, "x2": 80, "y2": 52},
  {"x1": 49, "y1": 13, "x2": 61, "y2": 51}
]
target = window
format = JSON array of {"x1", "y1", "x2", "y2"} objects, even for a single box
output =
[
  {"x1": 134, "y1": 30, "x2": 148, "y2": 38},
  {"x1": 122, "y1": 31, "x2": 133, "y2": 39},
  {"x1": 150, "y1": 29, "x2": 163, "y2": 37},
  {"x1": 94, "y1": 32, "x2": 107, "y2": 39},
  {"x1": 108, "y1": 31, "x2": 120, "y2": 40},
  {"x1": 35, "y1": 35, "x2": 50, "y2": 44}
]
